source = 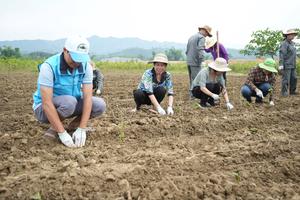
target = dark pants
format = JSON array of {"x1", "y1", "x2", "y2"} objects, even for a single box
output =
[
  {"x1": 281, "y1": 68, "x2": 297, "y2": 96},
  {"x1": 187, "y1": 65, "x2": 201, "y2": 96},
  {"x1": 133, "y1": 87, "x2": 166, "y2": 109},
  {"x1": 241, "y1": 83, "x2": 271, "y2": 103},
  {"x1": 192, "y1": 83, "x2": 222, "y2": 106}
]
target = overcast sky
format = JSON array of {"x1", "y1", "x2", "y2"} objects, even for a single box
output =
[{"x1": 1, "y1": 0, "x2": 299, "y2": 48}]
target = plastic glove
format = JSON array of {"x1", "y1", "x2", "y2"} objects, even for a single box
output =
[
  {"x1": 157, "y1": 105, "x2": 166, "y2": 115},
  {"x1": 211, "y1": 93, "x2": 220, "y2": 101},
  {"x1": 167, "y1": 106, "x2": 174, "y2": 115},
  {"x1": 96, "y1": 89, "x2": 101, "y2": 95},
  {"x1": 226, "y1": 102, "x2": 234, "y2": 110},
  {"x1": 58, "y1": 131, "x2": 75, "y2": 147},
  {"x1": 269, "y1": 101, "x2": 275, "y2": 106},
  {"x1": 72, "y1": 127, "x2": 86, "y2": 147},
  {"x1": 278, "y1": 66, "x2": 284, "y2": 70},
  {"x1": 255, "y1": 88, "x2": 264, "y2": 98}
]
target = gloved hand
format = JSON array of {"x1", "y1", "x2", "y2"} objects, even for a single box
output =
[
  {"x1": 226, "y1": 102, "x2": 234, "y2": 110},
  {"x1": 255, "y1": 88, "x2": 264, "y2": 98},
  {"x1": 58, "y1": 131, "x2": 75, "y2": 147},
  {"x1": 211, "y1": 93, "x2": 220, "y2": 101},
  {"x1": 278, "y1": 66, "x2": 284, "y2": 70},
  {"x1": 157, "y1": 105, "x2": 166, "y2": 115},
  {"x1": 167, "y1": 106, "x2": 174, "y2": 115},
  {"x1": 96, "y1": 89, "x2": 101, "y2": 95},
  {"x1": 72, "y1": 127, "x2": 86, "y2": 147},
  {"x1": 269, "y1": 101, "x2": 275, "y2": 106}
]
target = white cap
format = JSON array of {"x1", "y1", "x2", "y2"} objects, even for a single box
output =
[{"x1": 64, "y1": 35, "x2": 90, "y2": 63}]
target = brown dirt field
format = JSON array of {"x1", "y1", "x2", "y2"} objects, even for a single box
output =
[{"x1": 0, "y1": 71, "x2": 299, "y2": 200}]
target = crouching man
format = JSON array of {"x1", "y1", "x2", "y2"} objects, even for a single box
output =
[{"x1": 32, "y1": 35, "x2": 106, "y2": 147}]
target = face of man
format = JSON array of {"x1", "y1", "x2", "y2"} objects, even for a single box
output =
[{"x1": 63, "y1": 48, "x2": 81, "y2": 68}]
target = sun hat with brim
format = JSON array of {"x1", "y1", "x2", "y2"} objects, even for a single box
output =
[
  {"x1": 208, "y1": 57, "x2": 231, "y2": 72},
  {"x1": 205, "y1": 37, "x2": 217, "y2": 49},
  {"x1": 198, "y1": 25, "x2": 213, "y2": 37},
  {"x1": 258, "y1": 58, "x2": 278, "y2": 73},
  {"x1": 282, "y1": 29, "x2": 298, "y2": 35},
  {"x1": 65, "y1": 35, "x2": 90, "y2": 63},
  {"x1": 148, "y1": 53, "x2": 169, "y2": 64}
]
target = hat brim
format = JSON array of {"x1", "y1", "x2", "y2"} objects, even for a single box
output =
[
  {"x1": 198, "y1": 27, "x2": 212, "y2": 37},
  {"x1": 205, "y1": 39, "x2": 217, "y2": 49},
  {"x1": 148, "y1": 60, "x2": 168, "y2": 64},
  {"x1": 258, "y1": 63, "x2": 278, "y2": 73},
  {"x1": 69, "y1": 52, "x2": 90, "y2": 63},
  {"x1": 208, "y1": 63, "x2": 231, "y2": 72}
]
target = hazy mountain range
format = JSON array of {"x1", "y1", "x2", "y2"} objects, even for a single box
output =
[{"x1": 0, "y1": 35, "x2": 252, "y2": 59}]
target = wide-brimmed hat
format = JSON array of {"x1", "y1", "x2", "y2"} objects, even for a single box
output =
[
  {"x1": 205, "y1": 37, "x2": 217, "y2": 49},
  {"x1": 148, "y1": 53, "x2": 169, "y2": 64},
  {"x1": 258, "y1": 58, "x2": 278, "y2": 73},
  {"x1": 198, "y1": 25, "x2": 212, "y2": 37},
  {"x1": 208, "y1": 57, "x2": 231, "y2": 72},
  {"x1": 65, "y1": 35, "x2": 90, "y2": 63},
  {"x1": 282, "y1": 29, "x2": 298, "y2": 35}
]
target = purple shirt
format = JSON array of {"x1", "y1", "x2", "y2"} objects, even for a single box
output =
[{"x1": 205, "y1": 43, "x2": 229, "y2": 62}]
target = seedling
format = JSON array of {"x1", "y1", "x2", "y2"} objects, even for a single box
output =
[{"x1": 118, "y1": 122, "x2": 126, "y2": 142}]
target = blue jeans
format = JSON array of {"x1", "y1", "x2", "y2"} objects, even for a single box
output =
[{"x1": 241, "y1": 83, "x2": 271, "y2": 102}]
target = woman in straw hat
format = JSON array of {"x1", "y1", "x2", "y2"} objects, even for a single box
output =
[
  {"x1": 133, "y1": 53, "x2": 174, "y2": 115},
  {"x1": 241, "y1": 58, "x2": 278, "y2": 105},
  {"x1": 279, "y1": 29, "x2": 298, "y2": 96},
  {"x1": 205, "y1": 36, "x2": 229, "y2": 85},
  {"x1": 191, "y1": 57, "x2": 234, "y2": 110},
  {"x1": 186, "y1": 25, "x2": 213, "y2": 99}
]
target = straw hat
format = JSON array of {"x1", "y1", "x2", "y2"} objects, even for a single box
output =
[
  {"x1": 148, "y1": 53, "x2": 168, "y2": 64},
  {"x1": 282, "y1": 29, "x2": 298, "y2": 35},
  {"x1": 198, "y1": 25, "x2": 212, "y2": 37},
  {"x1": 205, "y1": 37, "x2": 217, "y2": 49},
  {"x1": 258, "y1": 58, "x2": 278, "y2": 73},
  {"x1": 208, "y1": 57, "x2": 231, "y2": 72}
]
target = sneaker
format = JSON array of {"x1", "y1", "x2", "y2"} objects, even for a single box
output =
[
  {"x1": 290, "y1": 92, "x2": 298, "y2": 95},
  {"x1": 44, "y1": 128, "x2": 57, "y2": 139}
]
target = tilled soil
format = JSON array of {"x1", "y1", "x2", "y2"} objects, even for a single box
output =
[{"x1": 0, "y1": 71, "x2": 299, "y2": 200}]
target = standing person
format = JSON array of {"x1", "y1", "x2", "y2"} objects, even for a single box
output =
[
  {"x1": 279, "y1": 29, "x2": 298, "y2": 96},
  {"x1": 32, "y1": 35, "x2": 106, "y2": 147},
  {"x1": 90, "y1": 61, "x2": 104, "y2": 95},
  {"x1": 205, "y1": 37, "x2": 229, "y2": 84},
  {"x1": 186, "y1": 25, "x2": 213, "y2": 98},
  {"x1": 241, "y1": 58, "x2": 278, "y2": 105},
  {"x1": 192, "y1": 57, "x2": 234, "y2": 110},
  {"x1": 133, "y1": 53, "x2": 174, "y2": 115}
]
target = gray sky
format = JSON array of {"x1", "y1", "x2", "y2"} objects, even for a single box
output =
[{"x1": 1, "y1": 0, "x2": 299, "y2": 48}]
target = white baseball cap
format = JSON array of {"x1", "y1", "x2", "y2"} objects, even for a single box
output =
[{"x1": 64, "y1": 35, "x2": 90, "y2": 63}]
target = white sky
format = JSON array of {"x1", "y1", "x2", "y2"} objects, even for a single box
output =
[{"x1": 0, "y1": 0, "x2": 299, "y2": 48}]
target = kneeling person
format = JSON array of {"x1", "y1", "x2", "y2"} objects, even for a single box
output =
[
  {"x1": 133, "y1": 53, "x2": 174, "y2": 115},
  {"x1": 32, "y1": 36, "x2": 106, "y2": 147},
  {"x1": 241, "y1": 58, "x2": 277, "y2": 105},
  {"x1": 192, "y1": 57, "x2": 233, "y2": 110}
]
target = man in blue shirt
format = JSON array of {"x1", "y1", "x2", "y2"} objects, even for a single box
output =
[{"x1": 33, "y1": 36, "x2": 106, "y2": 147}]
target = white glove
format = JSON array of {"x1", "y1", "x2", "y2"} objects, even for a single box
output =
[
  {"x1": 211, "y1": 93, "x2": 220, "y2": 101},
  {"x1": 96, "y1": 89, "x2": 101, "y2": 95},
  {"x1": 58, "y1": 131, "x2": 75, "y2": 147},
  {"x1": 72, "y1": 127, "x2": 86, "y2": 147},
  {"x1": 255, "y1": 88, "x2": 264, "y2": 98},
  {"x1": 226, "y1": 102, "x2": 234, "y2": 110},
  {"x1": 157, "y1": 105, "x2": 166, "y2": 115},
  {"x1": 269, "y1": 101, "x2": 275, "y2": 106},
  {"x1": 278, "y1": 66, "x2": 284, "y2": 70},
  {"x1": 167, "y1": 106, "x2": 174, "y2": 115}
]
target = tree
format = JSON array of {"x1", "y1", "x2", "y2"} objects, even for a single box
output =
[
  {"x1": 0, "y1": 46, "x2": 21, "y2": 58},
  {"x1": 240, "y1": 28, "x2": 282, "y2": 58},
  {"x1": 165, "y1": 47, "x2": 183, "y2": 61}
]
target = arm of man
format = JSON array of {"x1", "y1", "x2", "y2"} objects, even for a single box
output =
[
  {"x1": 41, "y1": 86, "x2": 65, "y2": 133},
  {"x1": 79, "y1": 84, "x2": 93, "y2": 128}
]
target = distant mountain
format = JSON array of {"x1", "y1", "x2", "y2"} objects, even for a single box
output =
[
  {"x1": 0, "y1": 35, "x2": 253, "y2": 59},
  {"x1": 0, "y1": 35, "x2": 185, "y2": 55}
]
